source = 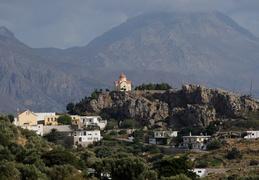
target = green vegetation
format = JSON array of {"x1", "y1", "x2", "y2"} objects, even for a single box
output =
[
  {"x1": 91, "y1": 89, "x2": 99, "y2": 99},
  {"x1": 0, "y1": 114, "x2": 85, "y2": 179},
  {"x1": 66, "y1": 102, "x2": 75, "y2": 114},
  {"x1": 226, "y1": 148, "x2": 243, "y2": 159},
  {"x1": 205, "y1": 121, "x2": 219, "y2": 135},
  {"x1": 105, "y1": 118, "x2": 118, "y2": 130},
  {"x1": 57, "y1": 113, "x2": 72, "y2": 125},
  {"x1": 44, "y1": 128, "x2": 60, "y2": 142},
  {"x1": 207, "y1": 140, "x2": 223, "y2": 150},
  {"x1": 120, "y1": 119, "x2": 140, "y2": 129},
  {"x1": 154, "y1": 155, "x2": 197, "y2": 179},
  {"x1": 135, "y1": 83, "x2": 173, "y2": 90}
]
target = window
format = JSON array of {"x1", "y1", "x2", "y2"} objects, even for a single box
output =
[{"x1": 84, "y1": 132, "x2": 86, "y2": 136}]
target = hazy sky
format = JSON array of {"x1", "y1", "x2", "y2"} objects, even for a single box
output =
[{"x1": 1, "y1": 0, "x2": 259, "y2": 49}]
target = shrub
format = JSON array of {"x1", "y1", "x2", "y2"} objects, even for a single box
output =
[
  {"x1": 57, "y1": 114, "x2": 72, "y2": 125},
  {"x1": 109, "y1": 131, "x2": 118, "y2": 136},
  {"x1": 118, "y1": 130, "x2": 127, "y2": 135},
  {"x1": 226, "y1": 148, "x2": 242, "y2": 159},
  {"x1": 207, "y1": 140, "x2": 222, "y2": 150},
  {"x1": 120, "y1": 119, "x2": 139, "y2": 129}
]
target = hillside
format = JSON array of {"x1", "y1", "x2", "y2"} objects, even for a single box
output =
[{"x1": 71, "y1": 85, "x2": 259, "y2": 130}]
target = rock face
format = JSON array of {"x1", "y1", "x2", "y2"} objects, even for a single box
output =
[{"x1": 77, "y1": 85, "x2": 259, "y2": 129}]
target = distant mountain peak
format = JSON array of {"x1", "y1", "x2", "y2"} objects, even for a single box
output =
[{"x1": 0, "y1": 26, "x2": 16, "y2": 39}]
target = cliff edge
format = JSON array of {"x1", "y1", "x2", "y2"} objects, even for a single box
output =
[{"x1": 75, "y1": 85, "x2": 259, "y2": 129}]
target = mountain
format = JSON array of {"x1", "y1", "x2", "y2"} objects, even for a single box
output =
[
  {"x1": 41, "y1": 11, "x2": 259, "y2": 97},
  {"x1": 1, "y1": 11, "x2": 259, "y2": 113},
  {"x1": 0, "y1": 26, "x2": 98, "y2": 114}
]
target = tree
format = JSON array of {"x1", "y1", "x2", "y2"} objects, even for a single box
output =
[
  {"x1": 91, "y1": 152, "x2": 156, "y2": 180},
  {"x1": 57, "y1": 114, "x2": 72, "y2": 125},
  {"x1": 91, "y1": 90, "x2": 98, "y2": 99},
  {"x1": 154, "y1": 155, "x2": 197, "y2": 179},
  {"x1": 105, "y1": 119, "x2": 118, "y2": 130},
  {"x1": 0, "y1": 160, "x2": 20, "y2": 180},
  {"x1": 95, "y1": 146, "x2": 111, "y2": 158},
  {"x1": 207, "y1": 139, "x2": 222, "y2": 150},
  {"x1": 41, "y1": 149, "x2": 85, "y2": 170},
  {"x1": 7, "y1": 114, "x2": 14, "y2": 123},
  {"x1": 205, "y1": 121, "x2": 218, "y2": 135},
  {"x1": 135, "y1": 83, "x2": 172, "y2": 90},
  {"x1": 66, "y1": 102, "x2": 75, "y2": 114},
  {"x1": 44, "y1": 128, "x2": 60, "y2": 142}
]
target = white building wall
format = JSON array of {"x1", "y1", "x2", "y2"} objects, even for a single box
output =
[
  {"x1": 193, "y1": 169, "x2": 208, "y2": 178},
  {"x1": 182, "y1": 135, "x2": 211, "y2": 150},
  {"x1": 244, "y1": 131, "x2": 259, "y2": 138},
  {"x1": 20, "y1": 124, "x2": 43, "y2": 136},
  {"x1": 73, "y1": 130, "x2": 101, "y2": 147},
  {"x1": 80, "y1": 116, "x2": 107, "y2": 130},
  {"x1": 35, "y1": 112, "x2": 56, "y2": 121},
  {"x1": 154, "y1": 131, "x2": 178, "y2": 138}
]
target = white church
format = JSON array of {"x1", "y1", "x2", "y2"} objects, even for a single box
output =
[{"x1": 114, "y1": 74, "x2": 132, "y2": 91}]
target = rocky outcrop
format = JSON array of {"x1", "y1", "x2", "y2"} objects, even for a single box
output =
[{"x1": 77, "y1": 85, "x2": 259, "y2": 129}]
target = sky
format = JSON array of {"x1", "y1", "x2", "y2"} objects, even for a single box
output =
[{"x1": 0, "y1": 0, "x2": 259, "y2": 49}]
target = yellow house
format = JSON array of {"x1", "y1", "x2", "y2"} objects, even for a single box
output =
[
  {"x1": 44, "y1": 115, "x2": 80, "y2": 125},
  {"x1": 17, "y1": 110, "x2": 38, "y2": 125},
  {"x1": 44, "y1": 115, "x2": 60, "y2": 125},
  {"x1": 114, "y1": 74, "x2": 132, "y2": 91},
  {"x1": 71, "y1": 115, "x2": 81, "y2": 125}
]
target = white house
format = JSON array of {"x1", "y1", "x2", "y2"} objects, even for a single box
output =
[
  {"x1": 71, "y1": 130, "x2": 101, "y2": 147},
  {"x1": 149, "y1": 131, "x2": 178, "y2": 145},
  {"x1": 244, "y1": 131, "x2": 259, "y2": 138},
  {"x1": 193, "y1": 169, "x2": 208, "y2": 178},
  {"x1": 180, "y1": 133, "x2": 211, "y2": 150},
  {"x1": 79, "y1": 116, "x2": 107, "y2": 130},
  {"x1": 20, "y1": 124, "x2": 43, "y2": 136},
  {"x1": 154, "y1": 131, "x2": 178, "y2": 138}
]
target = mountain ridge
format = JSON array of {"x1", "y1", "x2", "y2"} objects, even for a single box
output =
[{"x1": 1, "y1": 11, "x2": 259, "y2": 113}]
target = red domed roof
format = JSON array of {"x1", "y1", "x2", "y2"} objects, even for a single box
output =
[{"x1": 119, "y1": 74, "x2": 126, "y2": 78}]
